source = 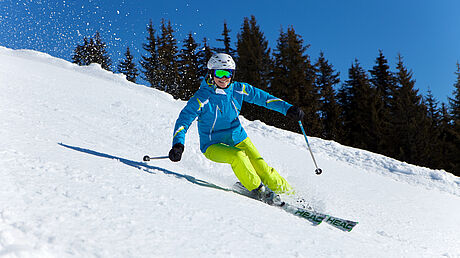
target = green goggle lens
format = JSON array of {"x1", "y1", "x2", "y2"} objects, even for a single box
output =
[{"x1": 214, "y1": 69, "x2": 233, "y2": 78}]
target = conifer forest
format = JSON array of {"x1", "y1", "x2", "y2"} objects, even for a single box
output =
[{"x1": 71, "y1": 16, "x2": 460, "y2": 176}]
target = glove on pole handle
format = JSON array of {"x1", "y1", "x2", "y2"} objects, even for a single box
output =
[
  {"x1": 298, "y1": 121, "x2": 323, "y2": 175},
  {"x1": 143, "y1": 155, "x2": 169, "y2": 162}
]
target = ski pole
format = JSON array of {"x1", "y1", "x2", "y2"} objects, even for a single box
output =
[
  {"x1": 298, "y1": 121, "x2": 323, "y2": 175},
  {"x1": 143, "y1": 155, "x2": 169, "y2": 161}
]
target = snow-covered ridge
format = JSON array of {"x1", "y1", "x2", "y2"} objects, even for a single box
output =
[
  {"x1": 244, "y1": 119, "x2": 460, "y2": 196},
  {"x1": 1, "y1": 46, "x2": 459, "y2": 257}
]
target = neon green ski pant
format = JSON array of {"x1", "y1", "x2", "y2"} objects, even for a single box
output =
[{"x1": 204, "y1": 137, "x2": 292, "y2": 194}]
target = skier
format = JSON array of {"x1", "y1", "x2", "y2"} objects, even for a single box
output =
[{"x1": 169, "y1": 53, "x2": 305, "y2": 205}]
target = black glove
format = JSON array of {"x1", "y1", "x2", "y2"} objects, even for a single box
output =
[
  {"x1": 286, "y1": 105, "x2": 305, "y2": 121},
  {"x1": 169, "y1": 143, "x2": 184, "y2": 162}
]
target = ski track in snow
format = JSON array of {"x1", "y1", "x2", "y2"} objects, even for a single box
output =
[{"x1": 1, "y1": 46, "x2": 459, "y2": 257}]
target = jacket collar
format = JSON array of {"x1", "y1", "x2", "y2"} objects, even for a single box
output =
[{"x1": 204, "y1": 76, "x2": 234, "y2": 95}]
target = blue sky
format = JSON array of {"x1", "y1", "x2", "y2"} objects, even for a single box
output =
[{"x1": 1, "y1": 0, "x2": 459, "y2": 104}]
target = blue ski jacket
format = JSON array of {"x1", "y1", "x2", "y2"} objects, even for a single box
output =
[{"x1": 172, "y1": 78, "x2": 293, "y2": 153}]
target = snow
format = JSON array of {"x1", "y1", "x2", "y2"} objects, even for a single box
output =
[{"x1": 1, "y1": 46, "x2": 459, "y2": 257}]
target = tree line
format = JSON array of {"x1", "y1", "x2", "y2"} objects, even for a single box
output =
[{"x1": 71, "y1": 16, "x2": 460, "y2": 176}]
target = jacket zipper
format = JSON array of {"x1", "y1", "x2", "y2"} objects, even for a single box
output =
[
  {"x1": 231, "y1": 100, "x2": 239, "y2": 116},
  {"x1": 209, "y1": 105, "x2": 219, "y2": 141}
]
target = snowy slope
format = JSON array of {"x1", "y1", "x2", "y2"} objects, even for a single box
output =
[{"x1": 1, "y1": 46, "x2": 459, "y2": 257}]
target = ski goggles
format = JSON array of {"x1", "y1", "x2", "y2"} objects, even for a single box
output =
[{"x1": 213, "y1": 69, "x2": 233, "y2": 79}]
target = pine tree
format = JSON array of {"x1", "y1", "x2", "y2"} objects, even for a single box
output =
[
  {"x1": 390, "y1": 54, "x2": 431, "y2": 164},
  {"x1": 449, "y1": 62, "x2": 460, "y2": 130},
  {"x1": 92, "y1": 32, "x2": 112, "y2": 71},
  {"x1": 370, "y1": 50, "x2": 396, "y2": 104},
  {"x1": 435, "y1": 103, "x2": 454, "y2": 171},
  {"x1": 315, "y1": 52, "x2": 341, "y2": 140},
  {"x1": 423, "y1": 89, "x2": 443, "y2": 168},
  {"x1": 215, "y1": 21, "x2": 235, "y2": 56},
  {"x1": 71, "y1": 32, "x2": 112, "y2": 71},
  {"x1": 271, "y1": 26, "x2": 320, "y2": 134},
  {"x1": 197, "y1": 37, "x2": 213, "y2": 78},
  {"x1": 368, "y1": 50, "x2": 396, "y2": 155},
  {"x1": 236, "y1": 15, "x2": 273, "y2": 123},
  {"x1": 177, "y1": 32, "x2": 200, "y2": 100},
  {"x1": 86, "y1": 38, "x2": 98, "y2": 65},
  {"x1": 72, "y1": 37, "x2": 87, "y2": 66},
  {"x1": 157, "y1": 19, "x2": 179, "y2": 96},
  {"x1": 118, "y1": 46, "x2": 138, "y2": 83},
  {"x1": 140, "y1": 20, "x2": 160, "y2": 88},
  {"x1": 425, "y1": 89, "x2": 440, "y2": 124},
  {"x1": 236, "y1": 16, "x2": 271, "y2": 91},
  {"x1": 447, "y1": 62, "x2": 460, "y2": 175},
  {"x1": 338, "y1": 59, "x2": 379, "y2": 151}
]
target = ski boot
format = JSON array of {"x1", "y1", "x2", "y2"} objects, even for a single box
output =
[{"x1": 251, "y1": 183, "x2": 283, "y2": 206}]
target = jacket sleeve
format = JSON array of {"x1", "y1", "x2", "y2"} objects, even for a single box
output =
[
  {"x1": 240, "y1": 83, "x2": 292, "y2": 115},
  {"x1": 172, "y1": 90, "x2": 206, "y2": 147}
]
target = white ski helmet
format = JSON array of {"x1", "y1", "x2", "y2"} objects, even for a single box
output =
[{"x1": 207, "y1": 53, "x2": 236, "y2": 70}]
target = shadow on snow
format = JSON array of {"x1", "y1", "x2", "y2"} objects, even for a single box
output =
[{"x1": 58, "y1": 142, "x2": 232, "y2": 193}]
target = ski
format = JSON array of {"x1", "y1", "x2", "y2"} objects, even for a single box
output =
[
  {"x1": 281, "y1": 203, "x2": 326, "y2": 226},
  {"x1": 283, "y1": 204, "x2": 358, "y2": 232},
  {"x1": 232, "y1": 182, "x2": 358, "y2": 232},
  {"x1": 323, "y1": 213, "x2": 358, "y2": 232}
]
